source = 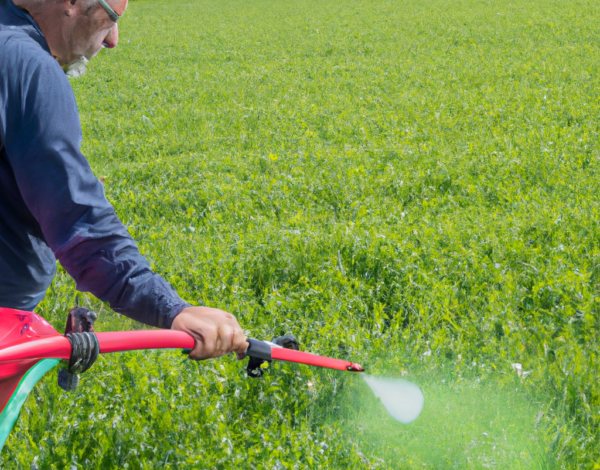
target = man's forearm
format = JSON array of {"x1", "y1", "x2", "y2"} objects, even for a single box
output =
[{"x1": 55, "y1": 219, "x2": 190, "y2": 328}]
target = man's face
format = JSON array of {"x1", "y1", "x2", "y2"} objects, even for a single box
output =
[{"x1": 62, "y1": 0, "x2": 128, "y2": 64}]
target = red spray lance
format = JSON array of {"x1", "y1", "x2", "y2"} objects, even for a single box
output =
[
  {"x1": 0, "y1": 330, "x2": 364, "y2": 375},
  {"x1": 0, "y1": 307, "x2": 423, "y2": 452},
  {"x1": 242, "y1": 337, "x2": 424, "y2": 425}
]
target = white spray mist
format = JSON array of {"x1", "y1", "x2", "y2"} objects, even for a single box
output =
[{"x1": 361, "y1": 374, "x2": 425, "y2": 424}]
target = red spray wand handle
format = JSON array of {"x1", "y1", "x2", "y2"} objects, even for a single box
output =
[{"x1": 245, "y1": 338, "x2": 363, "y2": 372}]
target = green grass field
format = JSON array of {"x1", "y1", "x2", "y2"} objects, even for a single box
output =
[{"x1": 3, "y1": 0, "x2": 600, "y2": 467}]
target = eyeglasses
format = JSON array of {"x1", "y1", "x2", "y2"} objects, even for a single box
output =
[{"x1": 97, "y1": 0, "x2": 120, "y2": 22}]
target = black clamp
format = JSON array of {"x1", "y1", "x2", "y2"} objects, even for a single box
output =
[
  {"x1": 58, "y1": 304, "x2": 99, "y2": 392},
  {"x1": 65, "y1": 332, "x2": 99, "y2": 374},
  {"x1": 246, "y1": 335, "x2": 299, "y2": 378}
]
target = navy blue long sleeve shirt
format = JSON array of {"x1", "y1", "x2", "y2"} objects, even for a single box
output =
[{"x1": 0, "y1": 0, "x2": 190, "y2": 327}]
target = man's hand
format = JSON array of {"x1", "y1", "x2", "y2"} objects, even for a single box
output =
[{"x1": 171, "y1": 307, "x2": 248, "y2": 360}]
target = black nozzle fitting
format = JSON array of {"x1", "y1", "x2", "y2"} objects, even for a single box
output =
[{"x1": 245, "y1": 335, "x2": 300, "y2": 378}]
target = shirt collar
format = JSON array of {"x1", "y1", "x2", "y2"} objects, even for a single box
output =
[{"x1": 1, "y1": 0, "x2": 50, "y2": 53}]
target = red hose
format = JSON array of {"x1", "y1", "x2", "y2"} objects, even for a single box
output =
[
  {"x1": 97, "y1": 330, "x2": 194, "y2": 353},
  {"x1": 0, "y1": 330, "x2": 194, "y2": 363},
  {"x1": 0, "y1": 336, "x2": 71, "y2": 362}
]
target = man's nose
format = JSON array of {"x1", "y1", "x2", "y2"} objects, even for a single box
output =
[{"x1": 103, "y1": 24, "x2": 119, "y2": 49}]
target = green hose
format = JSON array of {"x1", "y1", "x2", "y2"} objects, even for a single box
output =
[{"x1": 0, "y1": 359, "x2": 60, "y2": 452}]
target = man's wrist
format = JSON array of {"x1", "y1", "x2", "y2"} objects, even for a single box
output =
[{"x1": 160, "y1": 301, "x2": 192, "y2": 329}]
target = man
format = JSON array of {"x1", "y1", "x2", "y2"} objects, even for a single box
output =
[{"x1": 0, "y1": 0, "x2": 248, "y2": 360}]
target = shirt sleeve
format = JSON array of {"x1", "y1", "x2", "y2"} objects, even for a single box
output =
[{"x1": 2, "y1": 50, "x2": 190, "y2": 328}]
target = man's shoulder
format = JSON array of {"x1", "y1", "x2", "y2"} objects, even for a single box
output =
[
  {"x1": 0, "y1": 27, "x2": 75, "y2": 140},
  {"x1": 0, "y1": 27, "x2": 62, "y2": 78}
]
